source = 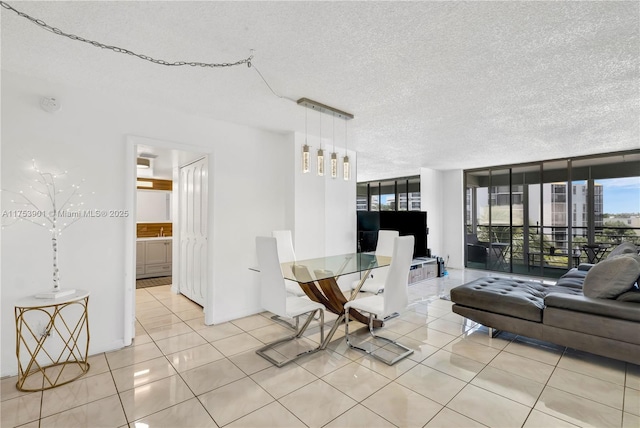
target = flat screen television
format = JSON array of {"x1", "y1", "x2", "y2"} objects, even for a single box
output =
[{"x1": 357, "y1": 211, "x2": 428, "y2": 258}]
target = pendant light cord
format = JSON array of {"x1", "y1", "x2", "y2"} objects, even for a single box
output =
[
  {"x1": 252, "y1": 63, "x2": 296, "y2": 102},
  {"x1": 332, "y1": 113, "x2": 336, "y2": 152}
]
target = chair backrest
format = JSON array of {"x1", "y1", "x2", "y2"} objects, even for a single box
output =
[
  {"x1": 272, "y1": 230, "x2": 296, "y2": 263},
  {"x1": 256, "y1": 236, "x2": 287, "y2": 316},
  {"x1": 383, "y1": 236, "x2": 415, "y2": 317},
  {"x1": 375, "y1": 230, "x2": 399, "y2": 257}
]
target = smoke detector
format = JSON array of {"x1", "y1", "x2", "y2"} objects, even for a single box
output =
[{"x1": 40, "y1": 97, "x2": 61, "y2": 113}]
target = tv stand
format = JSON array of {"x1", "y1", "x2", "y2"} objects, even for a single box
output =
[{"x1": 409, "y1": 257, "x2": 437, "y2": 284}]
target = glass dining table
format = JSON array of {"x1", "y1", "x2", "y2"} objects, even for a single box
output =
[{"x1": 279, "y1": 252, "x2": 392, "y2": 348}]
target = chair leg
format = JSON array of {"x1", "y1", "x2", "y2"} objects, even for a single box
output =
[
  {"x1": 256, "y1": 309, "x2": 323, "y2": 367},
  {"x1": 270, "y1": 314, "x2": 297, "y2": 330},
  {"x1": 344, "y1": 309, "x2": 413, "y2": 366},
  {"x1": 383, "y1": 312, "x2": 399, "y2": 321}
]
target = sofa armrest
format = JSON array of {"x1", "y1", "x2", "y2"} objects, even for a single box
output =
[{"x1": 545, "y1": 293, "x2": 640, "y2": 323}]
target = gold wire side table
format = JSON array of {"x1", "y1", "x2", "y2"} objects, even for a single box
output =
[{"x1": 14, "y1": 290, "x2": 90, "y2": 391}]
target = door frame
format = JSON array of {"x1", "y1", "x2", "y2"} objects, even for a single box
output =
[{"x1": 124, "y1": 135, "x2": 214, "y2": 346}]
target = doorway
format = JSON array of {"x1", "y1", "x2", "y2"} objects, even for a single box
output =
[{"x1": 124, "y1": 135, "x2": 212, "y2": 346}]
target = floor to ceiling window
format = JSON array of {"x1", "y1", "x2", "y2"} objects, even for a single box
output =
[{"x1": 464, "y1": 150, "x2": 640, "y2": 278}]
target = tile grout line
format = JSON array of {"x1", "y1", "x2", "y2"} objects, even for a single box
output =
[
  {"x1": 22, "y1": 279, "x2": 637, "y2": 427},
  {"x1": 131, "y1": 287, "x2": 203, "y2": 426},
  {"x1": 136, "y1": 286, "x2": 308, "y2": 427},
  {"x1": 423, "y1": 331, "x2": 512, "y2": 428}
]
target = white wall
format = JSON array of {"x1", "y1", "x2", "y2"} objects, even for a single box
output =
[
  {"x1": 208, "y1": 125, "x2": 291, "y2": 323},
  {"x1": 292, "y1": 132, "x2": 357, "y2": 259},
  {"x1": 0, "y1": 71, "x2": 290, "y2": 375},
  {"x1": 441, "y1": 170, "x2": 464, "y2": 269},
  {"x1": 420, "y1": 168, "x2": 464, "y2": 268},
  {"x1": 420, "y1": 168, "x2": 444, "y2": 258}
]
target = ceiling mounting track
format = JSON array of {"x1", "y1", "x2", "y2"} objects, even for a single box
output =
[{"x1": 297, "y1": 98, "x2": 354, "y2": 120}]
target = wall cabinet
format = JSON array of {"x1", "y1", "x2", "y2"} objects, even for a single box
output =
[{"x1": 136, "y1": 239, "x2": 172, "y2": 279}]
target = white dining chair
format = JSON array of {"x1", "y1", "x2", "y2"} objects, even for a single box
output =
[
  {"x1": 272, "y1": 230, "x2": 295, "y2": 262},
  {"x1": 272, "y1": 230, "x2": 307, "y2": 297},
  {"x1": 255, "y1": 236, "x2": 325, "y2": 367},
  {"x1": 352, "y1": 230, "x2": 399, "y2": 294},
  {"x1": 344, "y1": 235, "x2": 415, "y2": 365}
]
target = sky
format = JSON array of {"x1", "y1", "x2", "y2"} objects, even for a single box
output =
[{"x1": 600, "y1": 177, "x2": 640, "y2": 215}]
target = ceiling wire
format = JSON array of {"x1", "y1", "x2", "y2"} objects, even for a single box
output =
[
  {"x1": 0, "y1": 1, "x2": 253, "y2": 69},
  {"x1": 1, "y1": 0, "x2": 314, "y2": 108},
  {"x1": 2, "y1": 0, "x2": 297, "y2": 103},
  {"x1": 251, "y1": 62, "x2": 296, "y2": 103}
]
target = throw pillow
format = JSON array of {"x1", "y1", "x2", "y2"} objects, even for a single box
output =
[
  {"x1": 582, "y1": 254, "x2": 640, "y2": 299},
  {"x1": 617, "y1": 286, "x2": 640, "y2": 303},
  {"x1": 607, "y1": 242, "x2": 639, "y2": 258}
]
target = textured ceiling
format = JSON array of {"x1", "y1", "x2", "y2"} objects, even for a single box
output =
[{"x1": 2, "y1": 1, "x2": 638, "y2": 181}]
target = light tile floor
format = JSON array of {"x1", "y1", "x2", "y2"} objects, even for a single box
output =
[{"x1": 2, "y1": 269, "x2": 639, "y2": 427}]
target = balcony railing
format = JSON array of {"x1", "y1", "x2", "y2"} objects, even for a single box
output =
[{"x1": 470, "y1": 224, "x2": 640, "y2": 274}]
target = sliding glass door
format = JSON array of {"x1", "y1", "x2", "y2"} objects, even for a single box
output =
[
  {"x1": 465, "y1": 168, "x2": 512, "y2": 273},
  {"x1": 511, "y1": 165, "x2": 541, "y2": 275},
  {"x1": 464, "y1": 150, "x2": 640, "y2": 278}
]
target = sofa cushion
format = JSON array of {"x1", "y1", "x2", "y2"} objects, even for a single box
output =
[
  {"x1": 583, "y1": 254, "x2": 640, "y2": 299},
  {"x1": 617, "y1": 287, "x2": 640, "y2": 303},
  {"x1": 555, "y1": 277, "x2": 586, "y2": 289},
  {"x1": 450, "y1": 277, "x2": 580, "y2": 322},
  {"x1": 607, "y1": 242, "x2": 639, "y2": 258},
  {"x1": 564, "y1": 268, "x2": 588, "y2": 277},
  {"x1": 578, "y1": 263, "x2": 594, "y2": 271},
  {"x1": 555, "y1": 268, "x2": 588, "y2": 289}
]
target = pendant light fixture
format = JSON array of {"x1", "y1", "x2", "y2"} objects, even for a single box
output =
[
  {"x1": 343, "y1": 119, "x2": 350, "y2": 181},
  {"x1": 331, "y1": 113, "x2": 338, "y2": 179},
  {"x1": 296, "y1": 98, "x2": 354, "y2": 178},
  {"x1": 302, "y1": 107, "x2": 310, "y2": 173},
  {"x1": 317, "y1": 109, "x2": 324, "y2": 176}
]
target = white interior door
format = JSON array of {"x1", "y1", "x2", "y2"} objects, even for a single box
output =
[{"x1": 178, "y1": 157, "x2": 208, "y2": 306}]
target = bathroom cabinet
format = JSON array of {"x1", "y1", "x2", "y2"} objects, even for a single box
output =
[{"x1": 136, "y1": 238, "x2": 172, "y2": 279}]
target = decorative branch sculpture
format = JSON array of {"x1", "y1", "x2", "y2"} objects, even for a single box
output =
[{"x1": 2, "y1": 160, "x2": 86, "y2": 293}]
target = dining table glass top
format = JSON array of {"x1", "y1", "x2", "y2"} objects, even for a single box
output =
[{"x1": 280, "y1": 253, "x2": 392, "y2": 283}]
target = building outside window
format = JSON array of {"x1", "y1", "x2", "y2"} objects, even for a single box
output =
[{"x1": 357, "y1": 176, "x2": 421, "y2": 212}]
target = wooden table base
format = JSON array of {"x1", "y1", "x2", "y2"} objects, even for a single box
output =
[{"x1": 298, "y1": 275, "x2": 382, "y2": 349}]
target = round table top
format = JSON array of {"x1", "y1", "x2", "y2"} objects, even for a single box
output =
[{"x1": 15, "y1": 289, "x2": 90, "y2": 308}]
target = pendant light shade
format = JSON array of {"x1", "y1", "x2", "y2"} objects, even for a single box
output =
[
  {"x1": 317, "y1": 149, "x2": 325, "y2": 176},
  {"x1": 331, "y1": 152, "x2": 338, "y2": 179},
  {"x1": 317, "y1": 109, "x2": 324, "y2": 176},
  {"x1": 343, "y1": 155, "x2": 350, "y2": 180},
  {"x1": 302, "y1": 106, "x2": 310, "y2": 173},
  {"x1": 343, "y1": 117, "x2": 350, "y2": 181},
  {"x1": 302, "y1": 144, "x2": 310, "y2": 173},
  {"x1": 330, "y1": 113, "x2": 338, "y2": 179}
]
